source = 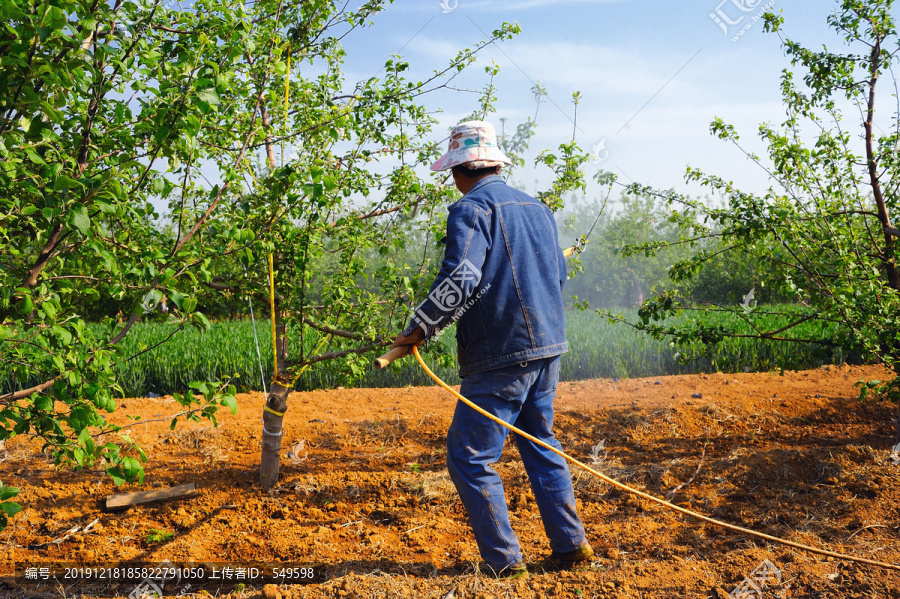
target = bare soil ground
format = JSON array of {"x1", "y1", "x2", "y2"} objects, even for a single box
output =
[{"x1": 1, "y1": 364, "x2": 899, "y2": 599}]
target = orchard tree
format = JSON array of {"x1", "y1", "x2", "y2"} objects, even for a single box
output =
[
  {"x1": 0, "y1": 0, "x2": 589, "y2": 511},
  {"x1": 561, "y1": 189, "x2": 700, "y2": 309},
  {"x1": 605, "y1": 0, "x2": 900, "y2": 442}
]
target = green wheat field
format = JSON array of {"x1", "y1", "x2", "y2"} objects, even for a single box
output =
[{"x1": 92, "y1": 308, "x2": 850, "y2": 398}]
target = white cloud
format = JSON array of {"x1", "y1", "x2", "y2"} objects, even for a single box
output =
[
  {"x1": 335, "y1": 0, "x2": 861, "y2": 197},
  {"x1": 456, "y1": 0, "x2": 635, "y2": 11},
  {"x1": 386, "y1": 0, "x2": 636, "y2": 15}
]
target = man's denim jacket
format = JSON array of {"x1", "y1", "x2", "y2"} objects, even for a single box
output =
[{"x1": 404, "y1": 175, "x2": 568, "y2": 377}]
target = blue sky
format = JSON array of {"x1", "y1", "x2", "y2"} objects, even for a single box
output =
[{"x1": 335, "y1": 0, "x2": 888, "y2": 201}]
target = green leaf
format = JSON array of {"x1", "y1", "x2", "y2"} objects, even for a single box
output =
[
  {"x1": 197, "y1": 87, "x2": 221, "y2": 106},
  {"x1": 18, "y1": 293, "x2": 33, "y2": 316},
  {"x1": 1, "y1": 0, "x2": 28, "y2": 19},
  {"x1": 221, "y1": 395, "x2": 238, "y2": 415},
  {"x1": 1, "y1": 502, "x2": 21, "y2": 517},
  {"x1": 121, "y1": 457, "x2": 143, "y2": 482},
  {"x1": 77, "y1": 427, "x2": 91, "y2": 445},
  {"x1": 68, "y1": 204, "x2": 90, "y2": 235},
  {"x1": 42, "y1": 299, "x2": 57, "y2": 320},
  {"x1": 189, "y1": 381, "x2": 209, "y2": 394},
  {"x1": 33, "y1": 395, "x2": 52, "y2": 412},
  {"x1": 54, "y1": 175, "x2": 82, "y2": 191},
  {"x1": 106, "y1": 466, "x2": 126, "y2": 487},
  {"x1": 169, "y1": 291, "x2": 186, "y2": 310},
  {"x1": 53, "y1": 325, "x2": 72, "y2": 346},
  {"x1": 94, "y1": 199, "x2": 115, "y2": 213},
  {"x1": 183, "y1": 115, "x2": 201, "y2": 137},
  {"x1": 24, "y1": 147, "x2": 45, "y2": 164},
  {"x1": 40, "y1": 101, "x2": 64, "y2": 125},
  {"x1": 191, "y1": 312, "x2": 211, "y2": 330}
]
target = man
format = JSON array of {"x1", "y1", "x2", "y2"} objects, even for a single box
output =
[{"x1": 391, "y1": 121, "x2": 592, "y2": 578}]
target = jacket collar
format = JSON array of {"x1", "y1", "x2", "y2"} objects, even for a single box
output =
[{"x1": 464, "y1": 174, "x2": 503, "y2": 197}]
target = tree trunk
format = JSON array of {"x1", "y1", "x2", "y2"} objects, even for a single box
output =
[
  {"x1": 259, "y1": 318, "x2": 291, "y2": 488},
  {"x1": 259, "y1": 380, "x2": 291, "y2": 488}
]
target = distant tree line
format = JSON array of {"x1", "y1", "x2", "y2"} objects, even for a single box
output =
[{"x1": 558, "y1": 190, "x2": 792, "y2": 310}]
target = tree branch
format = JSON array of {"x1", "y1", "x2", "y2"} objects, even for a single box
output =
[
  {"x1": 23, "y1": 223, "x2": 63, "y2": 288},
  {"x1": 126, "y1": 326, "x2": 184, "y2": 362},
  {"x1": 0, "y1": 377, "x2": 58, "y2": 403},
  {"x1": 296, "y1": 340, "x2": 384, "y2": 367},
  {"x1": 151, "y1": 25, "x2": 199, "y2": 35},
  {"x1": 302, "y1": 317, "x2": 363, "y2": 340},
  {"x1": 863, "y1": 36, "x2": 899, "y2": 289}
]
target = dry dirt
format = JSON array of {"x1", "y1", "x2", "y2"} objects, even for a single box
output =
[{"x1": 1, "y1": 364, "x2": 899, "y2": 599}]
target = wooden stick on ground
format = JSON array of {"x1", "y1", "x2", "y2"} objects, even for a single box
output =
[{"x1": 104, "y1": 483, "x2": 196, "y2": 510}]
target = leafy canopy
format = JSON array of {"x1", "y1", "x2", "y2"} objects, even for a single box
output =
[
  {"x1": 601, "y1": 0, "x2": 900, "y2": 439},
  {"x1": 0, "y1": 0, "x2": 588, "y2": 528}
]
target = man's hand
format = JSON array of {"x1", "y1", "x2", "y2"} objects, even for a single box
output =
[{"x1": 390, "y1": 326, "x2": 426, "y2": 358}]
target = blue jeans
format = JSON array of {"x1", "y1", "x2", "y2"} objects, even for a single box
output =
[{"x1": 446, "y1": 356, "x2": 587, "y2": 571}]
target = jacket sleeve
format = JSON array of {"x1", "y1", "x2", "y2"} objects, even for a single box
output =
[{"x1": 403, "y1": 201, "x2": 491, "y2": 339}]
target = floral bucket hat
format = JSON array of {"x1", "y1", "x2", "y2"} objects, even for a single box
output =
[{"x1": 429, "y1": 120, "x2": 513, "y2": 172}]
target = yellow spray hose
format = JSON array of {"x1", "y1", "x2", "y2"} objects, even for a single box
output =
[
  {"x1": 268, "y1": 252, "x2": 278, "y2": 381},
  {"x1": 410, "y1": 346, "x2": 900, "y2": 572}
]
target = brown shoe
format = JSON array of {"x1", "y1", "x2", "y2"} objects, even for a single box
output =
[
  {"x1": 549, "y1": 542, "x2": 594, "y2": 569},
  {"x1": 490, "y1": 560, "x2": 528, "y2": 580}
]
